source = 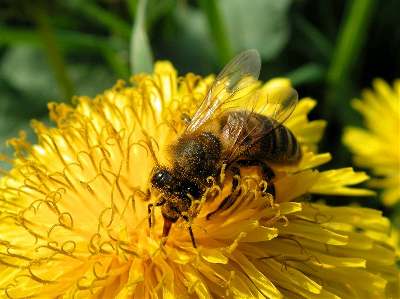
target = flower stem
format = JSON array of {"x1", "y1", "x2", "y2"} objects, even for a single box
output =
[
  {"x1": 198, "y1": 0, "x2": 233, "y2": 65},
  {"x1": 34, "y1": 4, "x2": 74, "y2": 101},
  {"x1": 325, "y1": 0, "x2": 377, "y2": 118}
]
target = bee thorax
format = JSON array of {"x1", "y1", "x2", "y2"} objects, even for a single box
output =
[{"x1": 172, "y1": 132, "x2": 221, "y2": 180}]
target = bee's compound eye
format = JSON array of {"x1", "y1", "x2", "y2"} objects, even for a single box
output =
[{"x1": 151, "y1": 168, "x2": 174, "y2": 190}]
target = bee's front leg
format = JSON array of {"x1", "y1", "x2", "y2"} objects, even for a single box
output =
[{"x1": 148, "y1": 197, "x2": 166, "y2": 228}]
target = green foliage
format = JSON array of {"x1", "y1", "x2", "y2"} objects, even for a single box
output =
[
  {"x1": 0, "y1": 90, "x2": 30, "y2": 154},
  {"x1": 285, "y1": 63, "x2": 325, "y2": 86},
  {"x1": 170, "y1": 3, "x2": 217, "y2": 73},
  {"x1": 198, "y1": 0, "x2": 233, "y2": 64},
  {"x1": 1, "y1": 46, "x2": 116, "y2": 104},
  {"x1": 219, "y1": 0, "x2": 291, "y2": 61},
  {"x1": 1, "y1": 46, "x2": 62, "y2": 102},
  {"x1": 325, "y1": 0, "x2": 377, "y2": 121}
]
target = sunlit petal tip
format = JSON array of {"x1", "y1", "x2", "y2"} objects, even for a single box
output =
[{"x1": 264, "y1": 77, "x2": 292, "y2": 89}]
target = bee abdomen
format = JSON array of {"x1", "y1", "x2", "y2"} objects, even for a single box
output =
[
  {"x1": 269, "y1": 125, "x2": 301, "y2": 164},
  {"x1": 255, "y1": 123, "x2": 301, "y2": 165}
]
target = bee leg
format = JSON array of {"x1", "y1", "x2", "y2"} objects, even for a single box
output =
[
  {"x1": 147, "y1": 204, "x2": 153, "y2": 227},
  {"x1": 206, "y1": 166, "x2": 241, "y2": 220},
  {"x1": 182, "y1": 215, "x2": 197, "y2": 248},
  {"x1": 237, "y1": 160, "x2": 276, "y2": 197},
  {"x1": 161, "y1": 216, "x2": 174, "y2": 246},
  {"x1": 148, "y1": 197, "x2": 166, "y2": 228}
]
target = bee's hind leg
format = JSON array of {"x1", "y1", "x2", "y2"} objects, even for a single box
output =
[
  {"x1": 206, "y1": 166, "x2": 241, "y2": 220},
  {"x1": 236, "y1": 159, "x2": 275, "y2": 197}
]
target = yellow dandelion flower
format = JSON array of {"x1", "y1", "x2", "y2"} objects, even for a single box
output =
[
  {"x1": 343, "y1": 79, "x2": 400, "y2": 206},
  {"x1": 0, "y1": 62, "x2": 398, "y2": 299}
]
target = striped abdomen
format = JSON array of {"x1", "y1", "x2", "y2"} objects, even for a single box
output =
[{"x1": 248, "y1": 115, "x2": 301, "y2": 165}]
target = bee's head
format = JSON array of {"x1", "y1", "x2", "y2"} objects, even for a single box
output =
[
  {"x1": 151, "y1": 167, "x2": 175, "y2": 194},
  {"x1": 151, "y1": 166, "x2": 202, "y2": 201}
]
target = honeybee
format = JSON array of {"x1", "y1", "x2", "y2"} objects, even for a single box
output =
[{"x1": 149, "y1": 49, "x2": 301, "y2": 247}]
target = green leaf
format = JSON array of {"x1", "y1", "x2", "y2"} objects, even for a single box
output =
[
  {"x1": 130, "y1": 0, "x2": 153, "y2": 74},
  {"x1": 218, "y1": 0, "x2": 292, "y2": 61},
  {"x1": 169, "y1": 4, "x2": 218, "y2": 73},
  {"x1": 1, "y1": 46, "x2": 117, "y2": 106},
  {"x1": 1, "y1": 46, "x2": 61, "y2": 103},
  {"x1": 198, "y1": 0, "x2": 233, "y2": 65}
]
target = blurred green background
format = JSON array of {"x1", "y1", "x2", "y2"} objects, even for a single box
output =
[{"x1": 0, "y1": 0, "x2": 399, "y2": 225}]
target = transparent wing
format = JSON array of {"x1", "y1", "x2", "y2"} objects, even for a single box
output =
[
  {"x1": 185, "y1": 49, "x2": 261, "y2": 134},
  {"x1": 222, "y1": 86, "x2": 299, "y2": 163},
  {"x1": 259, "y1": 86, "x2": 298, "y2": 128}
]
